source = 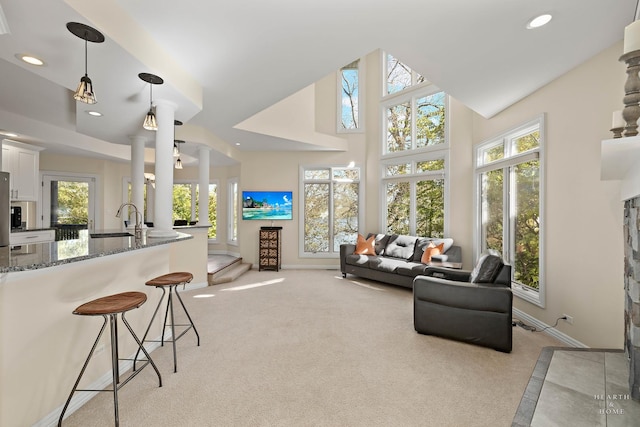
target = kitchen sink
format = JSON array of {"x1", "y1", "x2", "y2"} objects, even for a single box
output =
[{"x1": 89, "y1": 232, "x2": 134, "y2": 238}]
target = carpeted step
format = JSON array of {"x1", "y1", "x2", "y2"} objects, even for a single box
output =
[{"x1": 208, "y1": 262, "x2": 252, "y2": 285}]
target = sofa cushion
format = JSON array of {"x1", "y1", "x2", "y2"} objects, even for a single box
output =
[
  {"x1": 369, "y1": 257, "x2": 408, "y2": 273},
  {"x1": 412, "y1": 237, "x2": 454, "y2": 262},
  {"x1": 383, "y1": 235, "x2": 418, "y2": 260},
  {"x1": 470, "y1": 252, "x2": 504, "y2": 283},
  {"x1": 345, "y1": 254, "x2": 376, "y2": 267},
  {"x1": 367, "y1": 233, "x2": 391, "y2": 255},
  {"x1": 354, "y1": 234, "x2": 376, "y2": 255},
  {"x1": 397, "y1": 262, "x2": 429, "y2": 278}
]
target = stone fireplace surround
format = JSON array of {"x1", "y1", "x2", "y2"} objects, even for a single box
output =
[
  {"x1": 601, "y1": 135, "x2": 640, "y2": 402},
  {"x1": 623, "y1": 198, "x2": 640, "y2": 401}
]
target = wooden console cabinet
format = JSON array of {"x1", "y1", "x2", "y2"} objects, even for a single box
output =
[{"x1": 259, "y1": 226, "x2": 282, "y2": 271}]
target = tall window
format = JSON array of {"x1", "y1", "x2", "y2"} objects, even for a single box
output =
[
  {"x1": 173, "y1": 183, "x2": 195, "y2": 222},
  {"x1": 475, "y1": 115, "x2": 545, "y2": 307},
  {"x1": 385, "y1": 91, "x2": 445, "y2": 154},
  {"x1": 383, "y1": 157, "x2": 446, "y2": 236},
  {"x1": 125, "y1": 179, "x2": 217, "y2": 239},
  {"x1": 382, "y1": 53, "x2": 448, "y2": 237},
  {"x1": 385, "y1": 53, "x2": 425, "y2": 95},
  {"x1": 206, "y1": 183, "x2": 217, "y2": 239},
  {"x1": 300, "y1": 166, "x2": 361, "y2": 256},
  {"x1": 171, "y1": 182, "x2": 218, "y2": 239},
  {"x1": 339, "y1": 60, "x2": 360, "y2": 131}
]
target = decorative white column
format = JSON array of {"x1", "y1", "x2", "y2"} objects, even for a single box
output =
[
  {"x1": 129, "y1": 135, "x2": 146, "y2": 229},
  {"x1": 198, "y1": 146, "x2": 211, "y2": 226},
  {"x1": 146, "y1": 178, "x2": 155, "y2": 223},
  {"x1": 148, "y1": 99, "x2": 178, "y2": 238}
]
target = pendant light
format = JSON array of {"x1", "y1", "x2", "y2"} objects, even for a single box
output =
[
  {"x1": 67, "y1": 22, "x2": 104, "y2": 104},
  {"x1": 174, "y1": 140, "x2": 185, "y2": 169},
  {"x1": 173, "y1": 120, "x2": 182, "y2": 157},
  {"x1": 139, "y1": 72, "x2": 164, "y2": 131}
]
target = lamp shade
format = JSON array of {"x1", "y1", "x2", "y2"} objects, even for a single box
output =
[
  {"x1": 175, "y1": 158, "x2": 183, "y2": 169},
  {"x1": 143, "y1": 109, "x2": 157, "y2": 131},
  {"x1": 73, "y1": 75, "x2": 96, "y2": 104},
  {"x1": 625, "y1": 20, "x2": 640, "y2": 54}
]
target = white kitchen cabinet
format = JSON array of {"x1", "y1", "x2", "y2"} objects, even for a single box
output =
[
  {"x1": 10, "y1": 229, "x2": 55, "y2": 245},
  {"x1": 2, "y1": 140, "x2": 42, "y2": 201}
]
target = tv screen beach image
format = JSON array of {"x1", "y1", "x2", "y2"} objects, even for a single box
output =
[{"x1": 242, "y1": 191, "x2": 293, "y2": 220}]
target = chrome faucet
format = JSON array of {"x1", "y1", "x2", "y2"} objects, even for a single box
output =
[{"x1": 116, "y1": 202, "x2": 143, "y2": 240}]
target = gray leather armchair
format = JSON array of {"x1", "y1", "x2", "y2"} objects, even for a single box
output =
[{"x1": 413, "y1": 255, "x2": 513, "y2": 352}]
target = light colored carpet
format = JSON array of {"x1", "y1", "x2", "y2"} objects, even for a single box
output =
[{"x1": 60, "y1": 269, "x2": 562, "y2": 427}]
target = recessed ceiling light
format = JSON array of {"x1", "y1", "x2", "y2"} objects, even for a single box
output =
[
  {"x1": 527, "y1": 14, "x2": 552, "y2": 29},
  {"x1": 86, "y1": 110, "x2": 102, "y2": 117},
  {"x1": 17, "y1": 54, "x2": 44, "y2": 66},
  {"x1": 235, "y1": 142, "x2": 241, "y2": 146}
]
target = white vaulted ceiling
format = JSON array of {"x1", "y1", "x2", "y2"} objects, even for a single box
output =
[{"x1": 0, "y1": 0, "x2": 635, "y2": 165}]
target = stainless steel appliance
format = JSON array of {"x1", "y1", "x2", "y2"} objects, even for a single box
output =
[
  {"x1": 0, "y1": 172, "x2": 9, "y2": 247},
  {"x1": 11, "y1": 206, "x2": 21, "y2": 229}
]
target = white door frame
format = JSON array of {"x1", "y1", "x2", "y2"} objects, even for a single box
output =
[{"x1": 41, "y1": 171, "x2": 98, "y2": 231}]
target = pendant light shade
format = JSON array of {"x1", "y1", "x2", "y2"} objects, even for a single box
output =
[
  {"x1": 74, "y1": 75, "x2": 96, "y2": 104},
  {"x1": 143, "y1": 108, "x2": 157, "y2": 131},
  {"x1": 139, "y1": 73, "x2": 164, "y2": 131},
  {"x1": 175, "y1": 157, "x2": 183, "y2": 169},
  {"x1": 67, "y1": 22, "x2": 104, "y2": 105}
]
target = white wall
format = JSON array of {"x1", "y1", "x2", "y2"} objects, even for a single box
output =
[{"x1": 471, "y1": 41, "x2": 626, "y2": 348}]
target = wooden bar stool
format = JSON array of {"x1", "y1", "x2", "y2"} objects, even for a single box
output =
[
  {"x1": 134, "y1": 272, "x2": 200, "y2": 373},
  {"x1": 58, "y1": 291, "x2": 162, "y2": 427}
]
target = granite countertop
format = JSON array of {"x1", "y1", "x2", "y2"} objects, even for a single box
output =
[{"x1": 0, "y1": 229, "x2": 193, "y2": 273}]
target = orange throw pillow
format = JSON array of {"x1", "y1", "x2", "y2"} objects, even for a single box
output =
[
  {"x1": 421, "y1": 241, "x2": 445, "y2": 263},
  {"x1": 354, "y1": 234, "x2": 376, "y2": 255}
]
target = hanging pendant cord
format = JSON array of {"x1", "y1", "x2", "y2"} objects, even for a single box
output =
[{"x1": 83, "y1": 31, "x2": 88, "y2": 76}]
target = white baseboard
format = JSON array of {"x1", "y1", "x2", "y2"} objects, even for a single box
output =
[
  {"x1": 186, "y1": 280, "x2": 208, "y2": 291},
  {"x1": 36, "y1": 333, "x2": 169, "y2": 427},
  {"x1": 513, "y1": 307, "x2": 588, "y2": 348}
]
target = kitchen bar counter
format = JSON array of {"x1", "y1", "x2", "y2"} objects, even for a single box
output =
[
  {"x1": 0, "y1": 229, "x2": 192, "y2": 273},
  {"x1": 0, "y1": 226, "x2": 207, "y2": 426}
]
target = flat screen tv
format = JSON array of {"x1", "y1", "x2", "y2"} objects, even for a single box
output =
[{"x1": 242, "y1": 190, "x2": 293, "y2": 220}]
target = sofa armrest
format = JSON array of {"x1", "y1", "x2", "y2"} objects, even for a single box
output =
[
  {"x1": 442, "y1": 245, "x2": 462, "y2": 263},
  {"x1": 413, "y1": 275, "x2": 512, "y2": 314},
  {"x1": 340, "y1": 244, "x2": 356, "y2": 274},
  {"x1": 422, "y1": 267, "x2": 471, "y2": 282}
]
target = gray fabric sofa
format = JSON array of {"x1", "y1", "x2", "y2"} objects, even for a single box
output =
[
  {"x1": 413, "y1": 256, "x2": 513, "y2": 352},
  {"x1": 339, "y1": 233, "x2": 462, "y2": 289}
]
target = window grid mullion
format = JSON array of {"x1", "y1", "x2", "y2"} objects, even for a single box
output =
[
  {"x1": 505, "y1": 166, "x2": 514, "y2": 277},
  {"x1": 410, "y1": 180, "x2": 417, "y2": 235},
  {"x1": 328, "y1": 180, "x2": 334, "y2": 252},
  {"x1": 411, "y1": 96, "x2": 417, "y2": 150}
]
